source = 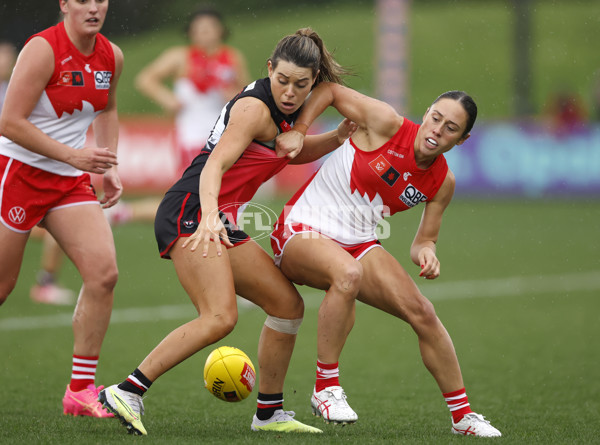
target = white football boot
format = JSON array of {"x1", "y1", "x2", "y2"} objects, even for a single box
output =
[
  {"x1": 311, "y1": 386, "x2": 358, "y2": 424},
  {"x1": 451, "y1": 412, "x2": 502, "y2": 437},
  {"x1": 98, "y1": 385, "x2": 147, "y2": 436}
]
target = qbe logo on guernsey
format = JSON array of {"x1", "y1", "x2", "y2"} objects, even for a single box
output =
[
  {"x1": 399, "y1": 184, "x2": 427, "y2": 207},
  {"x1": 94, "y1": 71, "x2": 112, "y2": 89}
]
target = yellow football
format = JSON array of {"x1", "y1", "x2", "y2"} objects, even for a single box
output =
[{"x1": 204, "y1": 346, "x2": 256, "y2": 402}]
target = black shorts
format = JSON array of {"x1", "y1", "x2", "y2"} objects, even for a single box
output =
[{"x1": 154, "y1": 191, "x2": 250, "y2": 259}]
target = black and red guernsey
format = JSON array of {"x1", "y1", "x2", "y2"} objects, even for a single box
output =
[{"x1": 167, "y1": 77, "x2": 300, "y2": 225}]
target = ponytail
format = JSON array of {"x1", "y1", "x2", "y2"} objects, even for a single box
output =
[{"x1": 269, "y1": 27, "x2": 350, "y2": 87}]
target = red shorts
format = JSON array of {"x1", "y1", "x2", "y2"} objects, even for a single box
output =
[
  {"x1": 154, "y1": 191, "x2": 250, "y2": 259},
  {"x1": 270, "y1": 222, "x2": 382, "y2": 267},
  {"x1": 0, "y1": 156, "x2": 98, "y2": 232}
]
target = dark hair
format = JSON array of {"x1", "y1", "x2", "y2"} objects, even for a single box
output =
[
  {"x1": 185, "y1": 6, "x2": 229, "y2": 41},
  {"x1": 433, "y1": 90, "x2": 477, "y2": 137},
  {"x1": 269, "y1": 28, "x2": 350, "y2": 87}
]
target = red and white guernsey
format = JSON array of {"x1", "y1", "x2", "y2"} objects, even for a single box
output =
[
  {"x1": 173, "y1": 46, "x2": 239, "y2": 152},
  {"x1": 278, "y1": 119, "x2": 449, "y2": 245},
  {"x1": 0, "y1": 22, "x2": 115, "y2": 176}
]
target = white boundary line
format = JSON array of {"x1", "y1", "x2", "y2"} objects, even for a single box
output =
[
  {"x1": 420, "y1": 270, "x2": 600, "y2": 300},
  {"x1": 1, "y1": 270, "x2": 598, "y2": 331}
]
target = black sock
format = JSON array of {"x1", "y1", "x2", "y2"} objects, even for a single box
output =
[
  {"x1": 256, "y1": 392, "x2": 284, "y2": 420},
  {"x1": 36, "y1": 270, "x2": 55, "y2": 286},
  {"x1": 117, "y1": 368, "x2": 152, "y2": 397}
]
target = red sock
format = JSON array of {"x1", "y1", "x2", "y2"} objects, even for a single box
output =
[
  {"x1": 69, "y1": 355, "x2": 98, "y2": 392},
  {"x1": 443, "y1": 387, "x2": 473, "y2": 423},
  {"x1": 315, "y1": 360, "x2": 340, "y2": 392}
]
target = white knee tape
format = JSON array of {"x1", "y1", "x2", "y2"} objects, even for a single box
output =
[{"x1": 264, "y1": 316, "x2": 303, "y2": 335}]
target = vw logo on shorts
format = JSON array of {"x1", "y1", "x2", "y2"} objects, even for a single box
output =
[{"x1": 8, "y1": 206, "x2": 26, "y2": 225}]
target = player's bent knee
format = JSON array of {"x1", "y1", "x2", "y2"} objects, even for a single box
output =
[
  {"x1": 332, "y1": 262, "x2": 363, "y2": 297},
  {"x1": 271, "y1": 297, "x2": 305, "y2": 320},
  {"x1": 264, "y1": 315, "x2": 303, "y2": 335},
  {"x1": 216, "y1": 320, "x2": 237, "y2": 339},
  {"x1": 101, "y1": 268, "x2": 119, "y2": 291},
  {"x1": 84, "y1": 263, "x2": 118, "y2": 293},
  {"x1": 204, "y1": 310, "x2": 238, "y2": 340},
  {"x1": 219, "y1": 309, "x2": 239, "y2": 333},
  {"x1": 408, "y1": 296, "x2": 438, "y2": 327},
  {"x1": 188, "y1": 312, "x2": 237, "y2": 346},
  {"x1": 258, "y1": 288, "x2": 304, "y2": 320}
]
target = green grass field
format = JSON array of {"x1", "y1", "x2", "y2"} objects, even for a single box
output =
[
  {"x1": 1, "y1": 199, "x2": 599, "y2": 444},
  {"x1": 113, "y1": 0, "x2": 600, "y2": 119}
]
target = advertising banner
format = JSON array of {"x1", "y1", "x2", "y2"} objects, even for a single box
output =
[{"x1": 446, "y1": 123, "x2": 600, "y2": 197}]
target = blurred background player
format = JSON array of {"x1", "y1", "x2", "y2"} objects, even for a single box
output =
[
  {"x1": 136, "y1": 6, "x2": 249, "y2": 175},
  {"x1": 0, "y1": 40, "x2": 17, "y2": 115},
  {"x1": 0, "y1": 0, "x2": 123, "y2": 418},
  {"x1": 543, "y1": 88, "x2": 588, "y2": 137},
  {"x1": 30, "y1": 231, "x2": 76, "y2": 305},
  {"x1": 103, "y1": 6, "x2": 251, "y2": 226}
]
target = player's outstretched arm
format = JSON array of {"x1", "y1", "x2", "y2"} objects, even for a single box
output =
[
  {"x1": 287, "y1": 118, "x2": 357, "y2": 164},
  {"x1": 135, "y1": 47, "x2": 185, "y2": 114},
  {"x1": 276, "y1": 82, "x2": 402, "y2": 160}
]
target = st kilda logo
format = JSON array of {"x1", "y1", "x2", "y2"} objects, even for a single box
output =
[{"x1": 8, "y1": 206, "x2": 26, "y2": 225}]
